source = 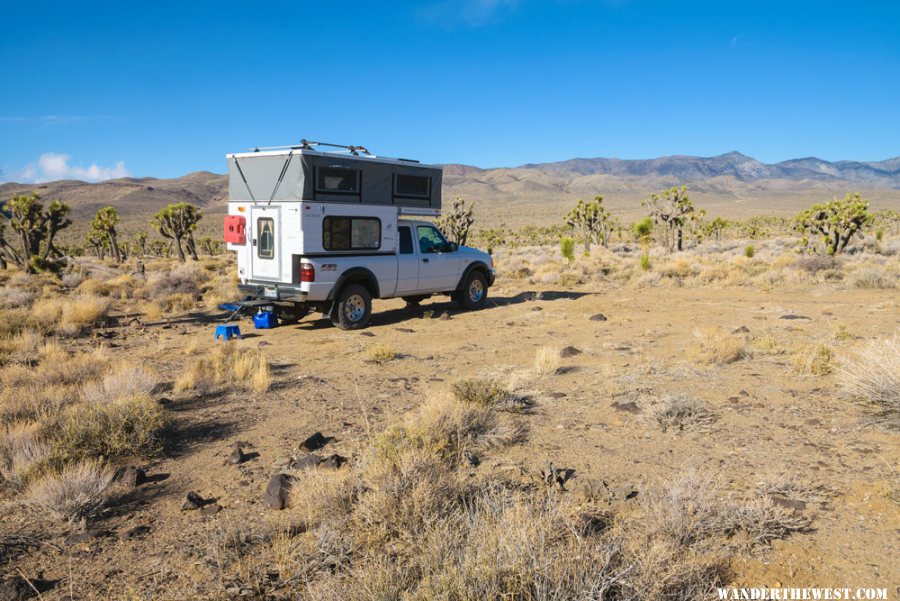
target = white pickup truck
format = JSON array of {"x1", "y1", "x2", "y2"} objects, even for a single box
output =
[{"x1": 223, "y1": 143, "x2": 494, "y2": 329}]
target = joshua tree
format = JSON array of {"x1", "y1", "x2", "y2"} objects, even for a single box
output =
[
  {"x1": 152, "y1": 203, "x2": 201, "y2": 262},
  {"x1": 565, "y1": 196, "x2": 615, "y2": 254},
  {"x1": 642, "y1": 185, "x2": 696, "y2": 252},
  {"x1": 89, "y1": 206, "x2": 123, "y2": 262},
  {"x1": 436, "y1": 197, "x2": 475, "y2": 246},
  {"x1": 793, "y1": 193, "x2": 874, "y2": 255},
  {"x1": 703, "y1": 217, "x2": 730, "y2": 242},
  {"x1": 0, "y1": 192, "x2": 71, "y2": 273}
]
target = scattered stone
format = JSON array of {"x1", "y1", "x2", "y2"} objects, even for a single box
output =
[
  {"x1": 200, "y1": 504, "x2": 222, "y2": 518},
  {"x1": 547, "y1": 392, "x2": 567, "y2": 399},
  {"x1": 396, "y1": 327, "x2": 415, "y2": 333},
  {"x1": 272, "y1": 456, "x2": 291, "y2": 468},
  {"x1": 263, "y1": 475, "x2": 292, "y2": 510},
  {"x1": 439, "y1": 313, "x2": 451, "y2": 320},
  {"x1": 121, "y1": 525, "x2": 151, "y2": 539},
  {"x1": 300, "y1": 432, "x2": 331, "y2": 452},
  {"x1": 119, "y1": 466, "x2": 147, "y2": 488},
  {"x1": 770, "y1": 495, "x2": 807, "y2": 511},
  {"x1": 257, "y1": 341, "x2": 271, "y2": 348},
  {"x1": 320, "y1": 454, "x2": 347, "y2": 470},
  {"x1": 779, "y1": 314, "x2": 811, "y2": 321},
  {"x1": 731, "y1": 325, "x2": 750, "y2": 334},
  {"x1": 0, "y1": 575, "x2": 33, "y2": 601},
  {"x1": 360, "y1": 331, "x2": 375, "y2": 337},
  {"x1": 64, "y1": 530, "x2": 109, "y2": 546},
  {"x1": 181, "y1": 491, "x2": 205, "y2": 511},
  {"x1": 611, "y1": 401, "x2": 640, "y2": 413},
  {"x1": 560, "y1": 345, "x2": 582, "y2": 358},
  {"x1": 530, "y1": 306, "x2": 543, "y2": 312},
  {"x1": 229, "y1": 448, "x2": 246, "y2": 465},
  {"x1": 463, "y1": 450, "x2": 480, "y2": 467},
  {"x1": 289, "y1": 454, "x2": 321, "y2": 470},
  {"x1": 589, "y1": 313, "x2": 608, "y2": 321},
  {"x1": 540, "y1": 462, "x2": 576, "y2": 490}
]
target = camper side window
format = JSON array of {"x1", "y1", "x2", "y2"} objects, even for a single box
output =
[
  {"x1": 316, "y1": 167, "x2": 360, "y2": 194},
  {"x1": 394, "y1": 174, "x2": 431, "y2": 200},
  {"x1": 323, "y1": 217, "x2": 381, "y2": 251},
  {"x1": 257, "y1": 218, "x2": 275, "y2": 259}
]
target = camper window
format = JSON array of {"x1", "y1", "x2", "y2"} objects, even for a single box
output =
[
  {"x1": 316, "y1": 167, "x2": 360, "y2": 194},
  {"x1": 258, "y1": 218, "x2": 275, "y2": 259},
  {"x1": 394, "y1": 174, "x2": 431, "y2": 199},
  {"x1": 323, "y1": 216, "x2": 381, "y2": 251}
]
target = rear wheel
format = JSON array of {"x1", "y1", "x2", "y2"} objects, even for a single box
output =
[
  {"x1": 332, "y1": 284, "x2": 372, "y2": 330},
  {"x1": 458, "y1": 271, "x2": 488, "y2": 310}
]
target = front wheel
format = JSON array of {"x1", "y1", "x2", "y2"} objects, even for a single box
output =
[
  {"x1": 332, "y1": 284, "x2": 372, "y2": 330},
  {"x1": 458, "y1": 271, "x2": 488, "y2": 310}
]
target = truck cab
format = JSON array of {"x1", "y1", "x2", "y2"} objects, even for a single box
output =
[{"x1": 224, "y1": 141, "x2": 495, "y2": 329}]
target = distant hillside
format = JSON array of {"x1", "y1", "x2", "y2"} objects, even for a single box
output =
[{"x1": 2, "y1": 153, "x2": 898, "y2": 226}]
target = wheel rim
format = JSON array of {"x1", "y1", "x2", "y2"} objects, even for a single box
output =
[
  {"x1": 468, "y1": 279, "x2": 484, "y2": 303},
  {"x1": 344, "y1": 294, "x2": 366, "y2": 322}
]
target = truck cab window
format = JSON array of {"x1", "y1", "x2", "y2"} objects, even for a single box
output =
[
  {"x1": 417, "y1": 225, "x2": 450, "y2": 254},
  {"x1": 258, "y1": 218, "x2": 274, "y2": 259},
  {"x1": 399, "y1": 226, "x2": 413, "y2": 254}
]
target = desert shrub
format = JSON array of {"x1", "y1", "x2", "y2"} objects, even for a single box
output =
[
  {"x1": 793, "y1": 255, "x2": 837, "y2": 275},
  {"x1": 639, "y1": 253, "x2": 652, "y2": 271},
  {"x1": 743, "y1": 245, "x2": 755, "y2": 258},
  {"x1": 558, "y1": 271, "x2": 581, "y2": 287},
  {"x1": 52, "y1": 394, "x2": 170, "y2": 461},
  {"x1": 791, "y1": 344, "x2": 833, "y2": 376},
  {"x1": 533, "y1": 346, "x2": 562, "y2": 376},
  {"x1": 175, "y1": 344, "x2": 271, "y2": 393},
  {"x1": 140, "y1": 262, "x2": 207, "y2": 301},
  {"x1": 839, "y1": 336, "x2": 900, "y2": 428},
  {"x1": 367, "y1": 344, "x2": 397, "y2": 363},
  {"x1": 450, "y1": 378, "x2": 531, "y2": 413},
  {"x1": 689, "y1": 328, "x2": 747, "y2": 365},
  {"x1": 649, "y1": 394, "x2": 716, "y2": 432},
  {"x1": 23, "y1": 460, "x2": 115, "y2": 526},
  {"x1": 559, "y1": 237, "x2": 575, "y2": 262},
  {"x1": 848, "y1": 268, "x2": 896, "y2": 289},
  {"x1": 0, "y1": 285, "x2": 36, "y2": 309},
  {"x1": 30, "y1": 294, "x2": 110, "y2": 336}
]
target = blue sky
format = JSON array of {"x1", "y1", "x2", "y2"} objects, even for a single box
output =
[{"x1": 1, "y1": 0, "x2": 898, "y2": 182}]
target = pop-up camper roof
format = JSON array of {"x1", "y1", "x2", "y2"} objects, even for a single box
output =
[{"x1": 227, "y1": 140, "x2": 442, "y2": 215}]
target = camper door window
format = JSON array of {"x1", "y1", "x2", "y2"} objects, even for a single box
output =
[
  {"x1": 316, "y1": 167, "x2": 360, "y2": 195},
  {"x1": 323, "y1": 216, "x2": 381, "y2": 251},
  {"x1": 258, "y1": 218, "x2": 275, "y2": 259}
]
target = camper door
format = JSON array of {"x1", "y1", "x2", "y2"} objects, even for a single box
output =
[{"x1": 250, "y1": 206, "x2": 281, "y2": 281}]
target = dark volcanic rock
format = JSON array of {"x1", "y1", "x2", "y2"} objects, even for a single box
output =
[
  {"x1": 181, "y1": 491, "x2": 205, "y2": 511},
  {"x1": 0, "y1": 576, "x2": 33, "y2": 601},
  {"x1": 264, "y1": 475, "x2": 292, "y2": 510},
  {"x1": 611, "y1": 401, "x2": 641, "y2": 413},
  {"x1": 770, "y1": 495, "x2": 807, "y2": 511},
  {"x1": 779, "y1": 314, "x2": 811, "y2": 321},
  {"x1": 731, "y1": 325, "x2": 750, "y2": 334},
  {"x1": 589, "y1": 313, "x2": 608, "y2": 321},
  {"x1": 121, "y1": 525, "x2": 152, "y2": 539},
  {"x1": 229, "y1": 448, "x2": 246, "y2": 465},
  {"x1": 200, "y1": 503, "x2": 222, "y2": 518},
  {"x1": 119, "y1": 466, "x2": 147, "y2": 488},
  {"x1": 560, "y1": 346, "x2": 582, "y2": 358},
  {"x1": 300, "y1": 432, "x2": 331, "y2": 452},
  {"x1": 320, "y1": 454, "x2": 348, "y2": 470},
  {"x1": 290, "y1": 454, "x2": 321, "y2": 470}
]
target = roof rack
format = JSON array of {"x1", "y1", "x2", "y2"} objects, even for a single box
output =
[{"x1": 250, "y1": 139, "x2": 373, "y2": 156}]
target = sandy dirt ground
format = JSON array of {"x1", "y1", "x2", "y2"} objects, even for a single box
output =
[{"x1": 5, "y1": 280, "x2": 899, "y2": 599}]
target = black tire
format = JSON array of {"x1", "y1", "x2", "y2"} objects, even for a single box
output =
[
  {"x1": 458, "y1": 270, "x2": 488, "y2": 310},
  {"x1": 331, "y1": 283, "x2": 372, "y2": 330},
  {"x1": 276, "y1": 303, "x2": 309, "y2": 324},
  {"x1": 402, "y1": 295, "x2": 428, "y2": 307}
]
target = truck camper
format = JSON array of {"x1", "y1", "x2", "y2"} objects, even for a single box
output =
[{"x1": 225, "y1": 140, "x2": 494, "y2": 329}]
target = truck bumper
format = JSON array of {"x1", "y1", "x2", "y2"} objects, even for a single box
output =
[{"x1": 238, "y1": 282, "x2": 308, "y2": 302}]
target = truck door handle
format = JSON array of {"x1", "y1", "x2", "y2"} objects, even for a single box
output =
[{"x1": 422, "y1": 258, "x2": 429, "y2": 263}]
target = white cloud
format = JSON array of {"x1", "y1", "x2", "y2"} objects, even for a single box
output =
[{"x1": 8, "y1": 153, "x2": 130, "y2": 183}]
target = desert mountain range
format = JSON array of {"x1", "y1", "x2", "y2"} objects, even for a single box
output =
[{"x1": 2, "y1": 152, "x2": 898, "y2": 225}]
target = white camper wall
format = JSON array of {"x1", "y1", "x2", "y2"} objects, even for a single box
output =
[{"x1": 298, "y1": 203, "x2": 399, "y2": 254}]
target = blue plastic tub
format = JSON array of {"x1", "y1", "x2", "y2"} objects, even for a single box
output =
[{"x1": 253, "y1": 310, "x2": 278, "y2": 329}]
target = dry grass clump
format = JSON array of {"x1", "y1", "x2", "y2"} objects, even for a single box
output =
[
  {"x1": 367, "y1": 344, "x2": 397, "y2": 363},
  {"x1": 175, "y1": 344, "x2": 271, "y2": 394},
  {"x1": 81, "y1": 365, "x2": 157, "y2": 405},
  {"x1": 649, "y1": 394, "x2": 716, "y2": 433},
  {"x1": 0, "y1": 285, "x2": 36, "y2": 309},
  {"x1": 791, "y1": 343, "x2": 834, "y2": 376},
  {"x1": 0, "y1": 422, "x2": 51, "y2": 489},
  {"x1": 52, "y1": 393, "x2": 170, "y2": 461},
  {"x1": 793, "y1": 255, "x2": 837, "y2": 275},
  {"x1": 450, "y1": 377, "x2": 533, "y2": 413},
  {"x1": 533, "y1": 345, "x2": 563, "y2": 376},
  {"x1": 688, "y1": 328, "x2": 747, "y2": 365},
  {"x1": 30, "y1": 294, "x2": 111, "y2": 336},
  {"x1": 839, "y1": 336, "x2": 900, "y2": 429},
  {"x1": 23, "y1": 460, "x2": 115, "y2": 526}
]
